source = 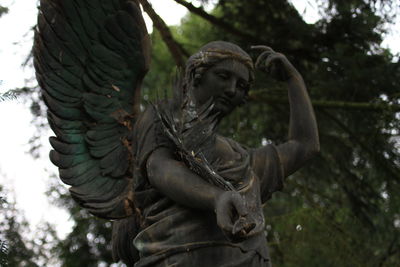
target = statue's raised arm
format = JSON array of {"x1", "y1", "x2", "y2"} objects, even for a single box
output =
[{"x1": 250, "y1": 46, "x2": 320, "y2": 202}]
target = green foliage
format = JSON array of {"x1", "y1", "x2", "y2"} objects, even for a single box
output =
[
  {"x1": 0, "y1": 92, "x2": 17, "y2": 102},
  {"x1": 0, "y1": 87, "x2": 29, "y2": 102},
  {"x1": 0, "y1": 194, "x2": 8, "y2": 267},
  {"x1": 142, "y1": 29, "x2": 176, "y2": 101},
  {"x1": 178, "y1": 11, "x2": 220, "y2": 52},
  {"x1": 0, "y1": 185, "x2": 58, "y2": 266},
  {"x1": 268, "y1": 207, "x2": 371, "y2": 267},
  {"x1": 0, "y1": 243, "x2": 8, "y2": 266},
  {"x1": 0, "y1": 240, "x2": 7, "y2": 267},
  {"x1": 45, "y1": 177, "x2": 119, "y2": 267},
  {"x1": 0, "y1": 195, "x2": 9, "y2": 267},
  {"x1": 0, "y1": 5, "x2": 8, "y2": 18}
]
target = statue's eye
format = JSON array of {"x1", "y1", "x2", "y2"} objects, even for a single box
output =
[
  {"x1": 237, "y1": 80, "x2": 249, "y2": 91},
  {"x1": 216, "y1": 72, "x2": 229, "y2": 80}
]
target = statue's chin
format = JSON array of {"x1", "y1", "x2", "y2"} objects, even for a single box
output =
[{"x1": 213, "y1": 102, "x2": 235, "y2": 118}]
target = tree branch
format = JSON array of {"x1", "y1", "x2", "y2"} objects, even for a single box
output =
[
  {"x1": 0, "y1": 87, "x2": 33, "y2": 102},
  {"x1": 249, "y1": 91, "x2": 400, "y2": 112},
  {"x1": 173, "y1": 0, "x2": 259, "y2": 43},
  {"x1": 139, "y1": 0, "x2": 188, "y2": 68},
  {"x1": 320, "y1": 109, "x2": 400, "y2": 182},
  {"x1": 378, "y1": 235, "x2": 399, "y2": 267}
]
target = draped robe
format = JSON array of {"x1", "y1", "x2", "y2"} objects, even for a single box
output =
[{"x1": 132, "y1": 106, "x2": 284, "y2": 267}]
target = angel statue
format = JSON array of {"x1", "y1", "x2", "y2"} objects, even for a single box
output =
[{"x1": 33, "y1": 0, "x2": 319, "y2": 266}]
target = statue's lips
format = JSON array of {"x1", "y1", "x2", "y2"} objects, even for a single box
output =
[{"x1": 216, "y1": 96, "x2": 232, "y2": 108}]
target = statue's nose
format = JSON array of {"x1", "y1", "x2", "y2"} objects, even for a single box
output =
[{"x1": 224, "y1": 80, "x2": 236, "y2": 97}]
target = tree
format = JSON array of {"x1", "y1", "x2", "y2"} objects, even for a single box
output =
[
  {"x1": 0, "y1": 184, "x2": 59, "y2": 266},
  {"x1": 0, "y1": 195, "x2": 8, "y2": 266},
  {"x1": 0, "y1": 5, "x2": 8, "y2": 17},
  {"x1": 45, "y1": 176, "x2": 116, "y2": 267}
]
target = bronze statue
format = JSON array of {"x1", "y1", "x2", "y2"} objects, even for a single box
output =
[{"x1": 33, "y1": 0, "x2": 319, "y2": 266}]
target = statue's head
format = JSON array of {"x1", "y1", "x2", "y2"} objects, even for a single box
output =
[{"x1": 184, "y1": 41, "x2": 254, "y2": 117}]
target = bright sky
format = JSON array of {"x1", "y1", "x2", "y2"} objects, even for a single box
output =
[{"x1": 0, "y1": 0, "x2": 398, "y2": 244}]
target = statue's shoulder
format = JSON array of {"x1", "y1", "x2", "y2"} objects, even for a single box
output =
[
  {"x1": 216, "y1": 135, "x2": 249, "y2": 150},
  {"x1": 214, "y1": 135, "x2": 249, "y2": 162},
  {"x1": 135, "y1": 101, "x2": 168, "y2": 130},
  {"x1": 133, "y1": 101, "x2": 176, "y2": 162}
]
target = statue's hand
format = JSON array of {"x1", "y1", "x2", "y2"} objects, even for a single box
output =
[
  {"x1": 215, "y1": 191, "x2": 255, "y2": 241},
  {"x1": 251, "y1": 45, "x2": 299, "y2": 82}
]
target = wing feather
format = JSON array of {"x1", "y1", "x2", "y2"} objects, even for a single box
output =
[
  {"x1": 49, "y1": 150, "x2": 91, "y2": 168},
  {"x1": 34, "y1": 0, "x2": 150, "y2": 219},
  {"x1": 49, "y1": 137, "x2": 86, "y2": 154}
]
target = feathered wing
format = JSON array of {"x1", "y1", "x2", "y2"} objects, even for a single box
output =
[{"x1": 34, "y1": 0, "x2": 150, "y2": 219}]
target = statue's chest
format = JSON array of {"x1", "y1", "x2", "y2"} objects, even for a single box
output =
[
  {"x1": 213, "y1": 136, "x2": 242, "y2": 164},
  {"x1": 200, "y1": 135, "x2": 241, "y2": 164},
  {"x1": 201, "y1": 136, "x2": 251, "y2": 187}
]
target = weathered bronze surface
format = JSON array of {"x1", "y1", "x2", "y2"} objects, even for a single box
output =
[{"x1": 33, "y1": 1, "x2": 319, "y2": 266}]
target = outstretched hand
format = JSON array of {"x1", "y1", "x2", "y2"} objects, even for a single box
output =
[
  {"x1": 251, "y1": 45, "x2": 299, "y2": 81},
  {"x1": 214, "y1": 191, "x2": 257, "y2": 241}
]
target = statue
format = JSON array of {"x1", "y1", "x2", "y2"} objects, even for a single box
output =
[{"x1": 33, "y1": 0, "x2": 319, "y2": 266}]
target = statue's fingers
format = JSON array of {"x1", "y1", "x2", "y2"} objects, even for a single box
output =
[
  {"x1": 255, "y1": 51, "x2": 274, "y2": 69},
  {"x1": 247, "y1": 221, "x2": 264, "y2": 237},
  {"x1": 231, "y1": 193, "x2": 248, "y2": 217},
  {"x1": 216, "y1": 203, "x2": 234, "y2": 232},
  {"x1": 264, "y1": 53, "x2": 282, "y2": 70},
  {"x1": 219, "y1": 214, "x2": 234, "y2": 232},
  {"x1": 232, "y1": 218, "x2": 247, "y2": 236},
  {"x1": 264, "y1": 54, "x2": 291, "y2": 80},
  {"x1": 250, "y1": 45, "x2": 274, "y2": 52}
]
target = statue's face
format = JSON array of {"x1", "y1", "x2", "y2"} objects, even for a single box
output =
[{"x1": 193, "y1": 59, "x2": 250, "y2": 117}]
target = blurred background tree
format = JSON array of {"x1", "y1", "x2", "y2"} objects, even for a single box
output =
[
  {"x1": 1, "y1": 0, "x2": 399, "y2": 266},
  {"x1": 0, "y1": 184, "x2": 59, "y2": 267},
  {"x1": 0, "y1": 4, "x2": 8, "y2": 17}
]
